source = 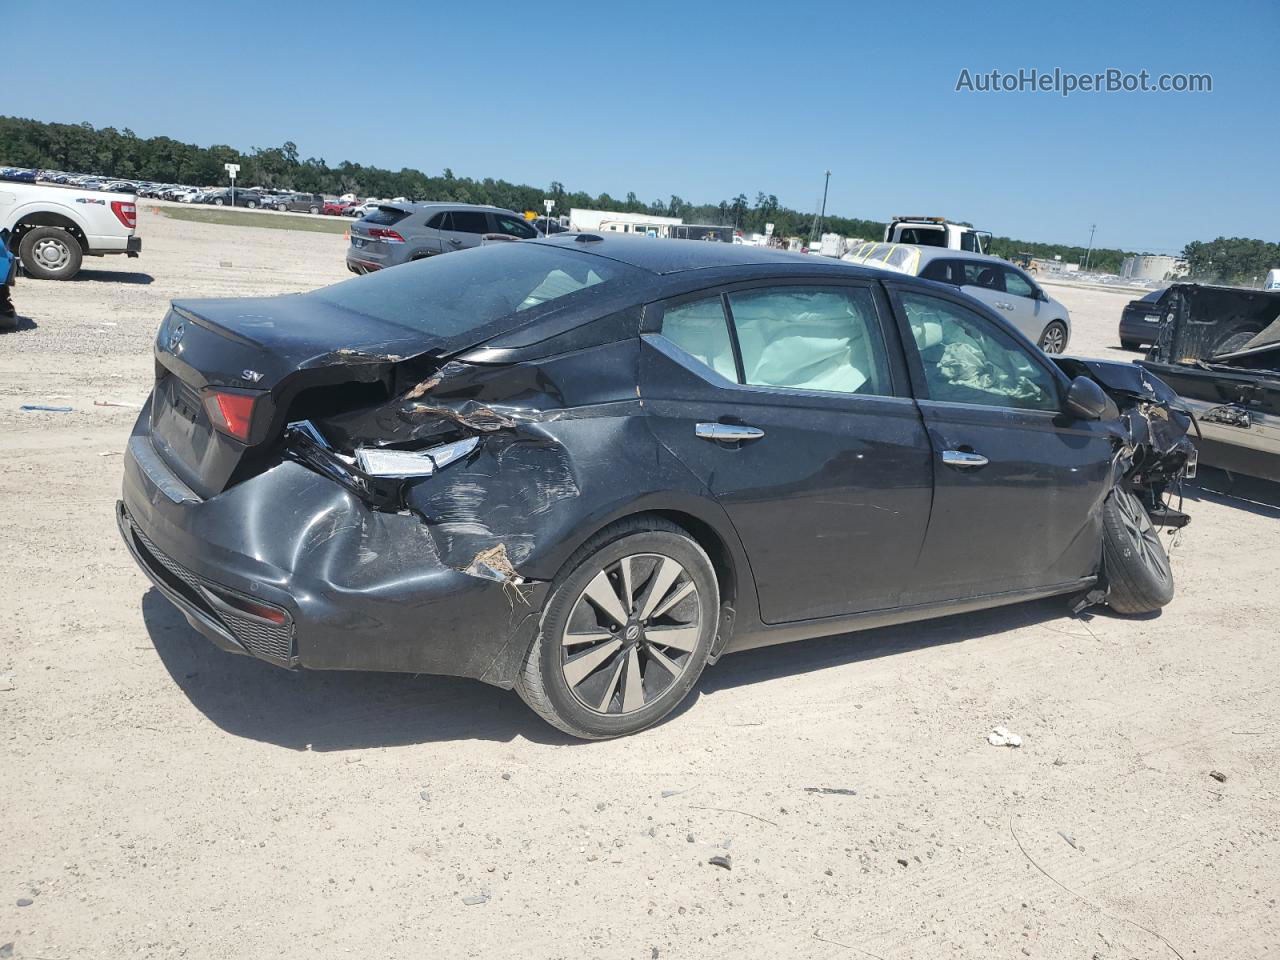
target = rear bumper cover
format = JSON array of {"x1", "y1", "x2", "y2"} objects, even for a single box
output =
[{"x1": 119, "y1": 420, "x2": 546, "y2": 686}]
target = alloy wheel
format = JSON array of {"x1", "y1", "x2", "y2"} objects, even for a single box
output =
[
  {"x1": 32, "y1": 237, "x2": 70, "y2": 271},
  {"x1": 1040, "y1": 323, "x2": 1067, "y2": 354},
  {"x1": 560, "y1": 553, "x2": 703, "y2": 716},
  {"x1": 1115, "y1": 489, "x2": 1169, "y2": 581}
]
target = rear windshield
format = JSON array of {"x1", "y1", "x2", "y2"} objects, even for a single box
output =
[
  {"x1": 306, "y1": 243, "x2": 635, "y2": 338},
  {"x1": 363, "y1": 206, "x2": 409, "y2": 226}
]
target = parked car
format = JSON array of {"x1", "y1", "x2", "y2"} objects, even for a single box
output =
[
  {"x1": 118, "y1": 235, "x2": 1194, "y2": 739},
  {"x1": 321, "y1": 200, "x2": 347, "y2": 216},
  {"x1": 204, "y1": 188, "x2": 264, "y2": 208},
  {"x1": 346, "y1": 203, "x2": 537, "y2": 273},
  {"x1": 845, "y1": 244, "x2": 1072, "y2": 354},
  {"x1": 274, "y1": 193, "x2": 325, "y2": 214},
  {"x1": 1119, "y1": 289, "x2": 1170, "y2": 350},
  {"x1": 0, "y1": 180, "x2": 141, "y2": 280}
]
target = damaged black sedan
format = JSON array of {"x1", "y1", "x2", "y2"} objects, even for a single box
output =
[{"x1": 119, "y1": 235, "x2": 1195, "y2": 738}]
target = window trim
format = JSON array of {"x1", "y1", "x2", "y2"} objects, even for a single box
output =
[
  {"x1": 882, "y1": 281, "x2": 1069, "y2": 410},
  {"x1": 651, "y1": 277, "x2": 909, "y2": 401}
]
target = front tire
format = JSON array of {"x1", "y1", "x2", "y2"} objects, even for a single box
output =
[
  {"x1": 517, "y1": 517, "x2": 720, "y2": 739},
  {"x1": 1038, "y1": 320, "x2": 1068, "y2": 354},
  {"x1": 1103, "y1": 486, "x2": 1174, "y2": 614},
  {"x1": 18, "y1": 227, "x2": 83, "y2": 280},
  {"x1": 309, "y1": 205, "x2": 320, "y2": 215}
]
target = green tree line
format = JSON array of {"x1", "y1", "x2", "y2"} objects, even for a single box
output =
[{"x1": 3, "y1": 115, "x2": 1273, "y2": 280}]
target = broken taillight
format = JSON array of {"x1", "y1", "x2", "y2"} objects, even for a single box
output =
[
  {"x1": 203, "y1": 389, "x2": 259, "y2": 442},
  {"x1": 367, "y1": 228, "x2": 405, "y2": 244},
  {"x1": 111, "y1": 200, "x2": 137, "y2": 229}
]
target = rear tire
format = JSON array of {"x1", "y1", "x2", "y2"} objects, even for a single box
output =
[
  {"x1": 1120, "y1": 339, "x2": 1141, "y2": 350},
  {"x1": 18, "y1": 227, "x2": 82, "y2": 281},
  {"x1": 309, "y1": 205, "x2": 320, "y2": 215},
  {"x1": 1103, "y1": 486, "x2": 1174, "y2": 614},
  {"x1": 517, "y1": 517, "x2": 719, "y2": 739}
]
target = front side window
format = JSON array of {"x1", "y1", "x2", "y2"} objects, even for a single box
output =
[
  {"x1": 960, "y1": 230, "x2": 980, "y2": 252},
  {"x1": 493, "y1": 215, "x2": 537, "y2": 239},
  {"x1": 901, "y1": 292, "x2": 1058, "y2": 411},
  {"x1": 1002, "y1": 268, "x2": 1036, "y2": 298},
  {"x1": 727, "y1": 286, "x2": 892, "y2": 396},
  {"x1": 660, "y1": 296, "x2": 737, "y2": 381}
]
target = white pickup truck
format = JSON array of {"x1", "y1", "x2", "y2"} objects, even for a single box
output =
[
  {"x1": 0, "y1": 181, "x2": 141, "y2": 280},
  {"x1": 884, "y1": 215, "x2": 990, "y2": 254}
]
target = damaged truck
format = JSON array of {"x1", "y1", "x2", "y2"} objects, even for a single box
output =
[
  {"x1": 119, "y1": 235, "x2": 1196, "y2": 739},
  {"x1": 1136, "y1": 283, "x2": 1280, "y2": 483}
]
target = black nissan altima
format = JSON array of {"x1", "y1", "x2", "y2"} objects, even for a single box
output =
[{"x1": 119, "y1": 235, "x2": 1195, "y2": 738}]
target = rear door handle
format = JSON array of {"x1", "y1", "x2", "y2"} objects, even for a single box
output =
[
  {"x1": 942, "y1": 449, "x2": 988, "y2": 468},
  {"x1": 696, "y1": 423, "x2": 765, "y2": 442}
]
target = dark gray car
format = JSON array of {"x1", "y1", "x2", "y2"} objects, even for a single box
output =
[{"x1": 346, "y1": 203, "x2": 537, "y2": 273}]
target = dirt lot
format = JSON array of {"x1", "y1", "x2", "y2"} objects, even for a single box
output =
[{"x1": 2, "y1": 207, "x2": 1277, "y2": 959}]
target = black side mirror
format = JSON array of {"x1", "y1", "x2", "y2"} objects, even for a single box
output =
[{"x1": 1064, "y1": 375, "x2": 1108, "y2": 420}]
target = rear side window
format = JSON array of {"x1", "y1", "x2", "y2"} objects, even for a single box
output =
[
  {"x1": 727, "y1": 286, "x2": 892, "y2": 397},
  {"x1": 661, "y1": 297, "x2": 737, "y2": 381},
  {"x1": 425, "y1": 212, "x2": 449, "y2": 230},
  {"x1": 450, "y1": 210, "x2": 489, "y2": 233},
  {"x1": 920, "y1": 259, "x2": 957, "y2": 284},
  {"x1": 364, "y1": 206, "x2": 409, "y2": 226},
  {"x1": 307, "y1": 244, "x2": 634, "y2": 341}
]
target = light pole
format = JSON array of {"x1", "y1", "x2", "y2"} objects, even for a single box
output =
[
  {"x1": 1083, "y1": 223, "x2": 1097, "y2": 273},
  {"x1": 809, "y1": 170, "x2": 831, "y2": 244}
]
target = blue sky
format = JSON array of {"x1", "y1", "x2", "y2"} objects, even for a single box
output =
[{"x1": 6, "y1": 0, "x2": 1277, "y2": 253}]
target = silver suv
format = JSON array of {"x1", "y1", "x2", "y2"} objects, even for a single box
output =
[{"x1": 346, "y1": 203, "x2": 537, "y2": 273}]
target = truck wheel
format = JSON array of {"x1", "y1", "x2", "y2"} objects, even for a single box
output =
[
  {"x1": 1120, "y1": 339, "x2": 1140, "y2": 350},
  {"x1": 1103, "y1": 486, "x2": 1174, "y2": 614},
  {"x1": 19, "y1": 227, "x2": 83, "y2": 281}
]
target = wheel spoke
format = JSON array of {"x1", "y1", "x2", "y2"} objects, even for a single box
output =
[
  {"x1": 648, "y1": 580, "x2": 695, "y2": 620},
  {"x1": 562, "y1": 629, "x2": 614, "y2": 648},
  {"x1": 619, "y1": 557, "x2": 637, "y2": 614},
  {"x1": 645, "y1": 643, "x2": 684, "y2": 680},
  {"x1": 638, "y1": 558, "x2": 683, "y2": 620},
  {"x1": 563, "y1": 638, "x2": 623, "y2": 688},
  {"x1": 582, "y1": 571, "x2": 629, "y2": 626},
  {"x1": 596, "y1": 653, "x2": 626, "y2": 711},
  {"x1": 645, "y1": 624, "x2": 700, "y2": 653},
  {"x1": 622, "y1": 647, "x2": 645, "y2": 712}
]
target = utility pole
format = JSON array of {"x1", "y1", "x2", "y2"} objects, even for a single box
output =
[
  {"x1": 809, "y1": 170, "x2": 831, "y2": 244},
  {"x1": 1083, "y1": 223, "x2": 1097, "y2": 273}
]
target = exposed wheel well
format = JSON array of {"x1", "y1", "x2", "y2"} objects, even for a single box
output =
[
  {"x1": 11, "y1": 213, "x2": 87, "y2": 252},
  {"x1": 648, "y1": 510, "x2": 739, "y2": 607}
]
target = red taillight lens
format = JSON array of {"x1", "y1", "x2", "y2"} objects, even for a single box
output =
[
  {"x1": 203, "y1": 390, "x2": 259, "y2": 442},
  {"x1": 368, "y1": 228, "x2": 405, "y2": 244},
  {"x1": 111, "y1": 200, "x2": 137, "y2": 229}
]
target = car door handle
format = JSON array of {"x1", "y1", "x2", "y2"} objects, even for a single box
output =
[
  {"x1": 941, "y1": 449, "x2": 989, "y2": 468},
  {"x1": 696, "y1": 423, "x2": 765, "y2": 442}
]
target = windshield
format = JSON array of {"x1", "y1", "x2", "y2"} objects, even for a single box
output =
[{"x1": 306, "y1": 243, "x2": 635, "y2": 338}]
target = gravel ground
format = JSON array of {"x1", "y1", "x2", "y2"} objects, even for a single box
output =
[{"x1": 2, "y1": 207, "x2": 1277, "y2": 959}]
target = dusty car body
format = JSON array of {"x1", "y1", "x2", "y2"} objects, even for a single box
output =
[
  {"x1": 119, "y1": 236, "x2": 1195, "y2": 738},
  {"x1": 1138, "y1": 283, "x2": 1280, "y2": 481}
]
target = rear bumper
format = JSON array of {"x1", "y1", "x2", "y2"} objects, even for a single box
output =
[
  {"x1": 1119, "y1": 312, "x2": 1161, "y2": 345},
  {"x1": 119, "y1": 410, "x2": 547, "y2": 685}
]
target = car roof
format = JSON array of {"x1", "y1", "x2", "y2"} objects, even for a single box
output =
[
  {"x1": 912, "y1": 246, "x2": 1013, "y2": 267},
  {"x1": 388, "y1": 201, "x2": 517, "y2": 214},
  {"x1": 527, "y1": 233, "x2": 881, "y2": 277}
]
